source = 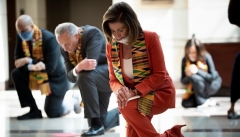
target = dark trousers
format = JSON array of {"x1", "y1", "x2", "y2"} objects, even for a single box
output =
[
  {"x1": 11, "y1": 68, "x2": 74, "y2": 118},
  {"x1": 181, "y1": 74, "x2": 208, "y2": 108},
  {"x1": 77, "y1": 64, "x2": 119, "y2": 130},
  {"x1": 182, "y1": 94, "x2": 198, "y2": 108},
  {"x1": 231, "y1": 52, "x2": 240, "y2": 103}
]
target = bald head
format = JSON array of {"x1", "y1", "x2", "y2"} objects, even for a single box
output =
[{"x1": 15, "y1": 15, "x2": 34, "y2": 33}]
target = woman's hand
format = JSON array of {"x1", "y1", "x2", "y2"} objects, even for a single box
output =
[
  {"x1": 185, "y1": 64, "x2": 198, "y2": 76},
  {"x1": 189, "y1": 64, "x2": 198, "y2": 74},
  {"x1": 115, "y1": 86, "x2": 135, "y2": 109},
  {"x1": 185, "y1": 69, "x2": 192, "y2": 77}
]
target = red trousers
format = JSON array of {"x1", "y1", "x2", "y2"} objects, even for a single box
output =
[{"x1": 120, "y1": 99, "x2": 184, "y2": 137}]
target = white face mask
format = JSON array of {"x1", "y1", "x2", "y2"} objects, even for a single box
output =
[
  {"x1": 113, "y1": 35, "x2": 129, "y2": 45},
  {"x1": 189, "y1": 57, "x2": 196, "y2": 62}
]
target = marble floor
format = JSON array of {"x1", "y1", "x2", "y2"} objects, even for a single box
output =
[{"x1": 0, "y1": 89, "x2": 239, "y2": 137}]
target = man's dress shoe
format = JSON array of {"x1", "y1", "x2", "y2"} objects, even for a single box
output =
[
  {"x1": 81, "y1": 126, "x2": 104, "y2": 136},
  {"x1": 17, "y1": 110, "x2": 43, "y2": 120}
]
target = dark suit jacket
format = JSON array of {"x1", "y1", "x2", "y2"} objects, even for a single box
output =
[
  {"x1": 60, "y1": 25, "x2": 108, "y2": 83},
  {"x1": 14, "y1": 29, "x2": 70, "y2": 96}
]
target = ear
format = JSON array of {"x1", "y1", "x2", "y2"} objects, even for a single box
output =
[
  {"x1": 29, "y1": 24, "x2": 34, "y2": 32},
  {"x1": 74, "y1": 33, "x2": 79, "y2": 39},
  {"x1": 30, "y1": 24, "x2": 34, "y2": 29}
]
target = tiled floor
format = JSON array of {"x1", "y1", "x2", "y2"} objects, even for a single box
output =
[{"x1": 0, "y1": 89, "x2": 240, "y2": 137}]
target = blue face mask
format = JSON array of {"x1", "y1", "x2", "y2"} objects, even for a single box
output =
[{"x1": 18, "y1": 31, "x2": 33, "y2": 41}]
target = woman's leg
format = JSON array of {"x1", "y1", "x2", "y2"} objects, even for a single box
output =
[
  {"x1": 190, "y1": 74, "x2": 207, "y2": 105},
  {"x1": 126, "y1": 124, "x2": 139, "y2": 137},
  {"x1": 120, "y1": 99, "x2": 160, "y2": 137},
  {"x1": 120, "y1": 99, "x2": 185, "y2": 137},
  {"x1": 151, "y1": 105, "x2": 185, "y2": 137}
]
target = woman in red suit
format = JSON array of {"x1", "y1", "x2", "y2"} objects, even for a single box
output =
[{"x1": 102, "y1": 2, "x2": 185, "y2": 137}]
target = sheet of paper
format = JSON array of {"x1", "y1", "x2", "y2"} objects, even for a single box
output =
[{"x1": 127, "y1": 95, "x2": 140, "y2": 101}]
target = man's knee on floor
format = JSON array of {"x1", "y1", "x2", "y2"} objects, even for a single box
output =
[
  {"x1": 45, "y1": 110, "x2": 61, "y2": 118},
  {"x1": 44, "y1": 107, "x2": 62, "y2": 118}
]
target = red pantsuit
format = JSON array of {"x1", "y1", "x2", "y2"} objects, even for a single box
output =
[
  {"x1": 106, "y1": 31, "x2": 185, "y2": 137},
  {"x1": 120, "y1": 100, "x2": 164, "y2": 137}
]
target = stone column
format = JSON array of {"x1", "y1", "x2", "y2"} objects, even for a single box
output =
[{"x1": 0, "y1": 0, "x2": 9, "y2": 90}]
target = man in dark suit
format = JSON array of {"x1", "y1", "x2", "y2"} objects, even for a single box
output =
[
  {"x1": 55, "y1": 23, "x2": 119, "y2": 136},
  {"x1": 12, "y1": 15, "x2": 81, "y2": 120}
]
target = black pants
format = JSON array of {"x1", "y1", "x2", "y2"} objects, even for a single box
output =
[
  {"x1": 11, "y1": 68, "x2": 74, "y2": 118},
  {"x1": 77, "y1": 64, "x2": 119, "y2": 129},
  {"x1": 231, "y1": 52, "x2": 240, "y2": 103},
  {"x1": 182, "y1": 94, "x2": 198, "y2": 108}
]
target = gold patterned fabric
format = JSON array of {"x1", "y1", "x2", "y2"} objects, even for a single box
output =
[
  {"x1": 22, "y1": 25, "x2": 51, "y2": 96},
  {"x1": 68, "y1": 28, "x2": 84, "y2": 66},
  {"x1": 111, "y1": 37, "x2": 154, "y2": 116}
]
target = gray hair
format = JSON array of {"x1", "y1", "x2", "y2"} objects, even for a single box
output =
[{"x1": 55, "y1": 22, "x2": 78, "y2": 37}]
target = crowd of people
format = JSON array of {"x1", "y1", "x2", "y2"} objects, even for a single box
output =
[{"x1": 10, "y1": 0, "x2": 239, "y2": 136}]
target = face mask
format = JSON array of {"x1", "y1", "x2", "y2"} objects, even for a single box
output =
[
  {"x1": 189, "y1": 57, "x2": 196, "y2": 62},
  {"x1": 18, "y1": 31, "x2": 33, "y2": 41},
  {"x1": 114, "y1": 36, "x2": 129, "y2": 45}
]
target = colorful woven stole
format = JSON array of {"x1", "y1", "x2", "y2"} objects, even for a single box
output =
[
  {"x1": 22, "y1": 25, "x2": 51, "y2": 96},
  {"x1": 184, "y1": 59, "x2": 208, "y2": 95},
  {"x1": 68, "y1": 28, "x2": 84, "y2": 66},
  {"x1": 111, "y1": 37, "x2": 154, "y2": 116}
]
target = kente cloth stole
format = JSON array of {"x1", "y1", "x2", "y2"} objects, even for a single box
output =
[
  {"x1": 22, "y1": 25, "x2": 51, "y2": 95},
  {"x1": 68, "y1": 28, "x2": 84, "y2": 66},
  {"x1": 185, "y1": 60, "x2": 208, "y2": 94},
  {"x1": 111, "y1": 38, "x2": 154, "y2": 116}
]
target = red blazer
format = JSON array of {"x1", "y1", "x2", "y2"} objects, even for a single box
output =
[{"x1": 106, "y1": 31, "x2": 175, "y2": 110}]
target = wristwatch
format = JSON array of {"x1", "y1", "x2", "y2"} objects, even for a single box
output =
[{"x1": 131, "y1": 87, "x2": 141, "y2": 96}]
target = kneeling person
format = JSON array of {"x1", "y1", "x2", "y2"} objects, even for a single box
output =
[{"x1": 12, "y1": 15, "x2": 81, "y2": 120}]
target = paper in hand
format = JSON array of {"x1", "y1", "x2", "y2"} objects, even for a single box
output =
[{"x1": 127, "y1": 95, "x2": 140, "y2": 102}]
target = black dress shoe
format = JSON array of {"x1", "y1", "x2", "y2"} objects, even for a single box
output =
[
  {"x1": 17, "y1": 110, "x2": 43, "y2": 120},
  {"x1": 81, "y1": 126, "x2": 104, "y2": 136}
]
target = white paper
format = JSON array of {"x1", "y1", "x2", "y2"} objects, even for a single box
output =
[{"x1": 127, "y1": 95, "x2": 140, "y2": 102}]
